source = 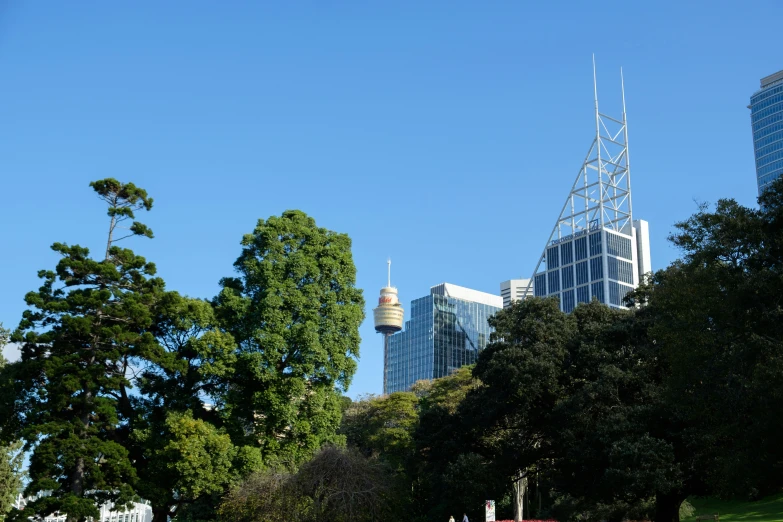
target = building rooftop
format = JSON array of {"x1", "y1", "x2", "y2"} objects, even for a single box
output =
[
  {"x1": 430, "y1": 283, "x2": 503, "y2": 308},
  {"x1": 760, "y1": 69, "x2": 783, "y2": 89}
]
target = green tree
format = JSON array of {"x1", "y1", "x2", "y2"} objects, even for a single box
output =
[
  {"x1": 214, "y1": 210, "x2": 365, "y2": 466},
  {"x1": 341, "y1": 392, "x2": 418, "y2": 473},
  {"x1": 129, "y1": 293, "x2": 249, "y2": 522},
  {"x1": 6, "y1": 180, "x2": 163, "y2": 522},
  {"x1": 0, "y1": 324, "x2": 25, "y2": 518},
  {"x1": 637, "y1": 176, "x2": 783, "y2": 505}
]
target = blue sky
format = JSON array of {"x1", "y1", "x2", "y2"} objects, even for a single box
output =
[{"x1": 0, "y1": 1, "x2": 779, "y2": 396}]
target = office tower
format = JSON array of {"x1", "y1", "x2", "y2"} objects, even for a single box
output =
[
  {"x1": 500, "y1": 279, "x2": 532, "y2": 308},
  {"x1": 373, "y1": 259, "x2": 404, "y2": 395},
  {"x1": 530, "y1": 63, "x2": 651, "y2": 312},
  {"x1": 385, "y1": 283, "x2": 502, "y2": 394},
  {"x1": 750, "y1": 69, "x2": 783, "y2": 195}
]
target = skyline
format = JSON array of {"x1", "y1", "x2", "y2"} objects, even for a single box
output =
[{"x1": 0, "y1": 2, "x2": 779, "y2": 397}]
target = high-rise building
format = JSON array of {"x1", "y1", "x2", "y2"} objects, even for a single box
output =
[
  {"x1": 373, "y1": 259, "x2": 404, "y2": 395},
  {"x1": 750, "y1": 69, "x2": 783, "y2": 195},
  {"x1": 500, "y1": 278, "x2": 532, "y2": 308},
  {"x1": 530, "y1": 63, "x2": 651, "y2": 311},
  {"x1": 385, "y1": 283, "x2": 502, "y2": 394}
]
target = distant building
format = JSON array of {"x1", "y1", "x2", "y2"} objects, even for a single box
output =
[
  {"x1": 500, "y1": 279, "x2": 532, "y2": 308},
  {"x1": 530, "y1": 65, "x2": 652, "y2": 311},
  {"x1": 750, "y1": 69, "x2": 783, "y2": 195},
  {"x1": 385, "y1": 283, "x2": 502, "y2": 394},
  {"x1": 14, "y1": 493, "x2": 152, "y2": 522}
]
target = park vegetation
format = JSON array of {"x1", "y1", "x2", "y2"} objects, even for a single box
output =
[{"x1": 1, "y1": 177, "x2": 782, "y2": 522}]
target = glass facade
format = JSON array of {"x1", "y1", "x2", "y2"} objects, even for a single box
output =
[
  {"x1": 534, "y1": 227, "x2": 638, "y2": 312},
  {"x1": 750, "y1": 71, "x2": 783, "y2": 195},
  {"x1": 386, "y1": 290, "x2": 500, "y2": 394}
]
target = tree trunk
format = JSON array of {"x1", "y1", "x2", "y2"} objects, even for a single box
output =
[
  {"x1": 654, "y1": 492, "x2": 684, "y2": 522},
  {"x1": 152, "y1": 507, "x2": 171, "y2": 522},
  {"x1": 512, "y1": 474, "x2": 527, "y2": 521},
  {"x1": 105, "y1": 213, "x2": 116, "y2": 260}
]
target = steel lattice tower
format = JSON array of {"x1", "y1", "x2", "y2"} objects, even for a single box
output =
[{"x1": 527, "y1": 59, "x2": 650, "y2": 310}]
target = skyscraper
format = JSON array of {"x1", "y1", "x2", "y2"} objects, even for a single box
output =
[
  {"x1": 750, "y1": 69, "x2": 783, "y2": 195},
  {"x1": 529, "y1": 63, "x2": 651, "y2": 311},
  {"x1": 385, "y1": 283, "x2": 502, "y2": 394},
  {"x1": 500, "y1": 278, "x2": 532, "y2": 308}
]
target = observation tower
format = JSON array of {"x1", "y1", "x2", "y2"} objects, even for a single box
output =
[{"x1": 373, "y1": 259, "x2": 404, "y2": 395}]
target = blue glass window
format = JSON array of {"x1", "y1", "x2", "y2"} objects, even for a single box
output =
[
  {"x1": 548, "y1": 270, "x2": 560, "y2": 293},
  {"x1": 575, "y1": 236, "x2": 588, "y2": 261},
  {"x1": 561, "y1": 266, "x2": 574, "y2": 289},
  {"x1": 576, "y1": 260, "x2": 588, "y2": 285},
  {"x1": 609, "y1": 281, "x2": 633, "y2": 306},
  {"x1": 547, "y1": 246, "x2": 560, "y2": 269},
  {"x1": 590, "y1": 257, "x2": 603, "y2": 280},
  {"x1": 591, "y1": 281, "x2": 605, "y2": 303},
  {"x1": 576, "y1": 285, "x2": 589, "y2": 304},
  {"x1": 561, "y1": 290, "x2": 575, "y2": 313},
  {"x1": 534, "y1": 273, "x2": 547, "y2": 297},
  {"x1": 560, "y1": 242, "x2": 573, "y2": 265},
  {"x1": 589, "y1": 232, "x2": 602, "y2": 257}
]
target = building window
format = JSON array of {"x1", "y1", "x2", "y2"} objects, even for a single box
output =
[
  {"x1": 576, "y1": 260, "x2": 588, "y2": 285},
  {"x1": 562, "y1": 289, "x2": 575, "y2": 313},
  {"x1": 590, "y1": 257, "x2": 603, "y2": 281},
  {"x1": 609, "y1": 281, "x2": 633, "y2": 306},
  {"x1": 561, "y1": 266, "x2": 574, "y2": 289},
  {"x1": 606, "y1": 233, "x2": 633, "y2": 260},
  {"x1": 608, "y1": 256, "x2": 635, "y2": 284},
  {"x1": 560, "y1": 242, "x2": 573, "y2": 265},
  {"x1": 576, "y1": 285, "x2": 589, "y2": 304},
  {"x1": 547, "y1": 246, "x2": 560, "y2": 269},
  {"x1": 535, "y1": 273, "x2": 547, "y2": 297},
  {"x1": 575, "y1": 236, "x2": 588, "y2": 261},
  {"x1": 589, "y1": 232, "x2": 603, "y2": 257},
  {"x1": 548, "y1": 270, "x2": 560, "y2": 293},
  {"x1": 591, "y1": 281, "x2": 605, "y2": 303},
  {"x1": 619, "y1": 259, "x2": 634, "y2": 284}
]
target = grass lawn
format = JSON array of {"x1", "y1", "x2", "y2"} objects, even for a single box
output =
[{"x1": 683, "y1": 492, "x2": 783, "y2": 521}]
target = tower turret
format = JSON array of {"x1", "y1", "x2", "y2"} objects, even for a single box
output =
[{"x1": 373, "y1": 259, "x2": 404, "y2": 394}]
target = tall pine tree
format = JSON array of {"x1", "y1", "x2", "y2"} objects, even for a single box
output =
[{"x1": 9, "y1": 179, "x2": 164, "y2": 522}]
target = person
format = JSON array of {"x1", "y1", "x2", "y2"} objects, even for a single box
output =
[
  {"x1": 449, "y1": 517, "x2": 455, "y2": 522},
  {"x1": 462, "y1": 513, "x2": 469, "y2": 522}
]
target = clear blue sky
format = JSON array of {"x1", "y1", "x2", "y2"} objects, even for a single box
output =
[{"x1": 0, "y1": 1, "x2": 779, "y2": 397}]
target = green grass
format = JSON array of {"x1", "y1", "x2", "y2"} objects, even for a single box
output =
[{"x1": 683, "y1": 492, "x2": 783, "y2": 522}]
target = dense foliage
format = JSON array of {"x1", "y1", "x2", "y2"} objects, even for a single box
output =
[
  {"x1": 2, "y1": 177, "x2": 783, "y2": 522},
  {"x1": 0, "y1": 182, "x2": 364, "y2": 522}
]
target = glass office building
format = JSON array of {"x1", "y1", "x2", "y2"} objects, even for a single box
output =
[
  {"x1": 750, "y1": 69, "x2": 783, "y2": 195},
  {"x1": 534, "y1": 220, "x2": 651, "y2": 312},
  {"x1": 385, "y1": 283, "x2": 502, "y2": 394}
]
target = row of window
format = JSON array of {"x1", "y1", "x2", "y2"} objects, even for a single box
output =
[
  {"x1": 553, "y1": 285, "x2": 600, "y2": 314},
  {"x1": 757, "y1": 157, "x2": 783, "y2": 177},
  {"x1": 752, "y1": 109, "x2": 783, "y2": 135},
  {"x1": 609, "y1": 281, "x2": 634, "y2": 306},
  {"x1": 534, "y1": 273, "x2": 547, "y2": 297},
  {"x1": 755, "y1": 136, "x2": 783, "y2": 162},
  {"x1": 608, "y1": 257, "x2": 635, "y2": 284},
  {"x1": 606, "y1": 232, "x2": 633, "y2": 260},
  {"x1": 537, "y1": 254, "x2": 634, "y2": 296},
  {"x1": 547, "y1": 233, "x2": 598, "y2": 268},
  {"x1": 750, "y1": 83, "x2": 783, "y2": 106},
  {"x1": 750, "y1": 98, "x2": 783, "y2": 125},
  {"x1": 589, "y1": 232, "x2": 602, "y2": 256},
  {"x1": 753, "y1": 119, "x2": 783, "y2": 146},
  {"x1": 758, "y1": 171, "x2": 782, "y2": 188},
  {"x1": 575, "y1": 236, "x2": 588, "y2": 261},
  {"x1": 553, "y1": 282, "x2": 632, "y2": 312}
]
